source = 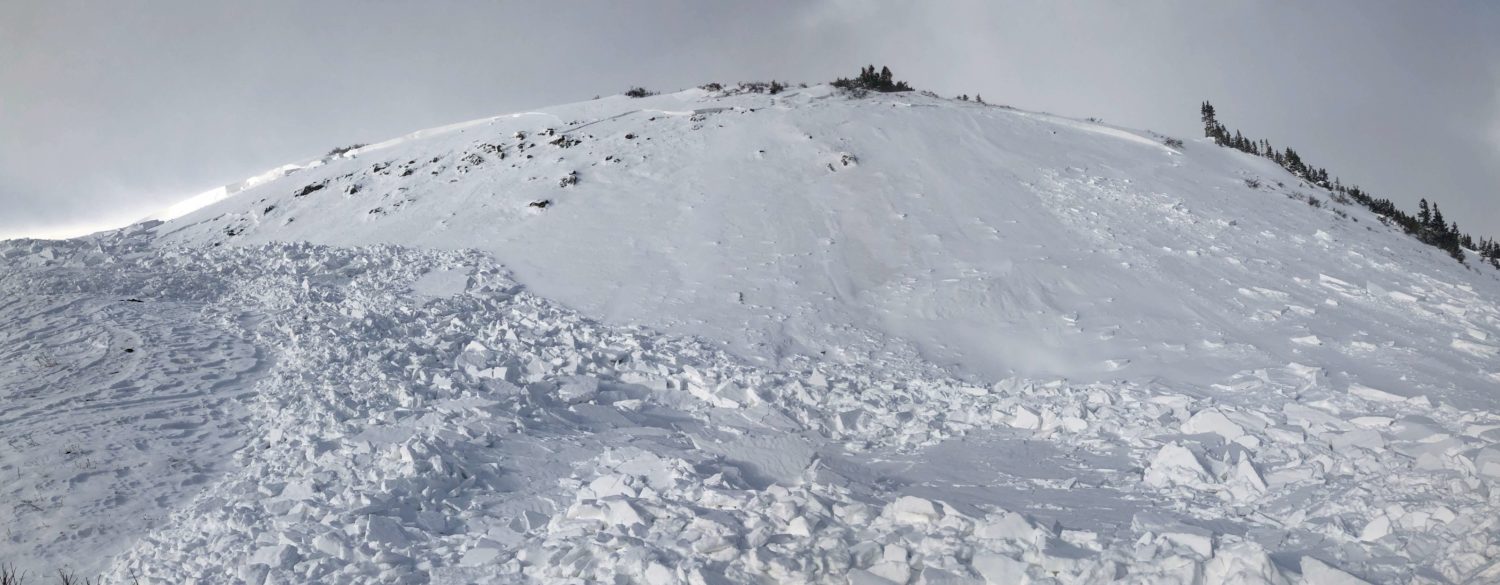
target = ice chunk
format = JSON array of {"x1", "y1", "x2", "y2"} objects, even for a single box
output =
[
  {"x1": 643, "y1": 562, "x2": 676, "y2": 585},
  {"x1": 251, "y1": 544, "x2": 301, "y2": 570},
  {"x1": 460, "y1": 545, "x2": 504, "y2": 566},
  {"x1": 1472, "y1": 446, "x2": 1500, "y2": 478},
  {"x1": 1144, "y1": 444, "x2": 1213, "y2": 488},
  {"x1": 364, "y1": 515, "x2": 409, "y2": 548},
  {"x1": 1300, "y1": 557, "x2": 1372, "y2": 585},
  {"x1": 1226, "y1": 457, "x2": 1267, "y2": 500},
  {"x1": 1326, "y1": 429, "x2": 1385, "y2": 453},
  {"x1": 1181, "y1": 409, "x2": 1245, "y2": 441},
  {"x1": 976, "y1": 511, "x2": 1038, "y2": 544},
  {"x1": 848, "y1": 568, "x2": 902, "y2": 585},
  {"x1": 867, "y1": 561, "x2": 912, "y2": 584},
  {"x1": 1011, "y1": 407, "x2": 1042, "y2": 430},
  {"x1": 1347, "y1": 383, "x2": 1407, "y2": 404},
  {"x1": 588, "y1": 474, "x2": 637, "y2": 499},
  {"x1": 971, "y1": 553, "x2": 1029, "y2": 584},
  {"x1": 1202, "y1": 541, "x2": 1288, "y2": 585},
  {"x1": 557, "y1": 375, "x2": 600, "y2": 404},
  {"x1": 605, "y1": 499, "x2": 649, "y2": 527},
  {"x1": 1357, "y1": 515, "x2": 1390, "y2": 542},
  {"x1": 885, "y1": 495, "x2": 944, "y2": 524}
]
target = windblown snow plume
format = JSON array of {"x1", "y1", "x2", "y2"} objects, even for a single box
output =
[{"x1": 4, "y1": 85, "x2": 1500, "y2": 584}]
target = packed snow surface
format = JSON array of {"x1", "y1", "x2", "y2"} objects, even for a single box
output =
[{"x1": 4, "y1": 85, "x2": 1500, "y2": 583}]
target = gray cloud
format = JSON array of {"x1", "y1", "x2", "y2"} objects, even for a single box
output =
[{"x1": 2, "y1": 1, "x2": 1496, "y2": 239}]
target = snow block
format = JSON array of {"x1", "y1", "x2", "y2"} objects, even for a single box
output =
[
  {"x1": 1144, "y1": 444, "x2": 1213, "y2": 488},
  {"x1": 1347, "y1": 383, "x2": 1407, "y2": 404},
  {"x1": 1181, "y1": 409, "x2": 1246, "y2": 441},
  {"x1": 557, "y1": 375, "x2": 600, "y2": 403},
  {"x1": 364, "y1": 515, "x2": 409, "y2": 548},
  {"x1": 1300, "y1": 557, "x2": 1373, "y2": 585},
  {"x1": 1202, "y1": 541, "x2": 1288, "y2": 585},
  {"x1": 884, "y1": 495, "x2": 944, "y2": 525},
  {"x1": 970, "y1": 553, "x2": 1029, "y2": 585},
  {"x1": 1472, "y1": 446, "x2": 1500, "y2": 478}
]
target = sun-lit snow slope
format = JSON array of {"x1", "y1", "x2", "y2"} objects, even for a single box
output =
[
  {"x1": 156, "y1": 85, "x2": 1500, "y2": 407},
  {"x1": 3, "y1": 84, "x2": 1489, "y2": 583}
]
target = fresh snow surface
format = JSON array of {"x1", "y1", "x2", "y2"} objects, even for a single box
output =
[{"x1": 2, "y1": 85, "x2": 1500, "y2": 583}]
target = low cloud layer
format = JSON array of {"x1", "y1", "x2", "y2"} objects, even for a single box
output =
[{"x1": 2, "y1": 1, "x2": 1496, "y2": 239}]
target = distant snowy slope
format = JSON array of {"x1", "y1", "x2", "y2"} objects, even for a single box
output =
[
  {"x1": 155, "y1": 85, "x2": 1500, "y2": 405},
  {"x1": 4, "y1": 84, "x2": 1500, "y2": 584}
]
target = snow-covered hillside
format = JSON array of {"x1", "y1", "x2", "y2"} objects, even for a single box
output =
[{"x1": 4, "y1": 84, "x2": 1500, "y2": 584}]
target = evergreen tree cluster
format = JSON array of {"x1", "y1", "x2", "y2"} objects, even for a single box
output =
[
  {"x1": 1201, "y1": 101, "x2": 1498, "y2": 268},
  {"x1": 832, "y1": 65, "x2": 913, "y2": 93}
]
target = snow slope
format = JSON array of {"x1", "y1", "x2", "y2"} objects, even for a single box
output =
[{"x1": 3, "y1": 85, "x2": 1500, "y2": 583}]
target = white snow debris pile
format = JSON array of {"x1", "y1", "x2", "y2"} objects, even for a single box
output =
[{"x1": 4, "y1": 85, "x2": 1500, "y2": 584}]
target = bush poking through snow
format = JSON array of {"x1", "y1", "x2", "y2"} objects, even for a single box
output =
[
  {"x1": 1163, "y1": 137, "x2": 1185, "y2": 149},
  {"x1": 54, "y1": 571, "x2": 96, "y2": 585},
  {"x1": 1244, "y1": 178, "x2": 1261, "y2": 190},
  {"x1": 624, "y1": 87, "x2": 655, "y2": 98},
  {"x1": 832, "y1": 65, "x2": 913, "y2": 94},
  {"x1": 0, "y1": 565, "x2": 99, "y2": 585},
  {"x1": 325, "y1": 144, "x2": 364, "y2": 158}
]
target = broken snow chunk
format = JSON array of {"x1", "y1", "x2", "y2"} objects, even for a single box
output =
[
  {"x1": 1144, "y1": 444, "x2": 1213, "y2": 488},
  {"x1": 642, "y1": 562, "x2": 675, "y2": 585},
  {"x1": 1224, "y1": 456, "x2": 1272, "y2": 498},
  {"x1": 557, "y1": 375, "x2": 600, "y2": 404},
  {"x1": 1473, "y1": 447, "x2": 1500, "y2": 478},
  {"x1": 312, "y1": 533, "x2": 349, "y2": 559},
  {"x1": 460, "y1": 544, "x2": 505, "y2": 566},
  {"x1": 587, "y1": 474, "x2": 637, "y2": 499},
  {"x1": 713, "y1": 380, "x2": 760, "y2": 407},
  {"x1": 605, "y1": 499, "x2": 648, "y2": 527},
  {"x1": 847, "y1": 568, "x2": 902, "y2": 585},
  {"x1": 251, "y1": 544, "x2": 302, "y2": 570},
  {"x1": 1326, "y1": 429, "x2": 1385, "y2": 453},
  {"x1": 364, "y1": 515, "x2": 409, "y2": 548},
  {"x1": 867, "y1": 561, "x2": 911, "y2": 584},
  {"x1": 1347, "y1": 383, "x2": 1407, "y2": 404},
  {"x1": 971, "y1": 553, "x2": 1029, "y2": 585},
  {"x1": 779, "y1": 515, "x2": 812, "y2": 538},
  {"x1": 834, "y1": 409, "x2": 865, "y2": 432},
  {"x1": 1300, "y1": 557, "x2": 1374, "y2": 585},
  {"x1": 1349, "y1": 416, "x2": 1394, "y2": 429},
  {"x1": 1358, "y1": 515, "x2": 1391, "y2": 542},
  {"x1": 884, "y1": 495, "x2": 944, "y2": 525},
  {"x1": 1202, "y1": 541, "x2": 1287, "y2": 585},
  {"x1": 1180, "y1": 409, "x2": 1245, "y2": 441},
  {"x1": 279, "y1": 480, "x2": 317, "y2": 501},
  {"x1": 976, "y1": 510, "x2": 1039, "y2": 543},
  {"x1": 1010, "y1": 406, "x2": 1042, "y2": 430},
  {"x1": 1263, "y1": 425, "x2": 1304, "y2": 444},
  {"x1": 1132, "y1": 512, "x2": 1215, "y2": 558}
]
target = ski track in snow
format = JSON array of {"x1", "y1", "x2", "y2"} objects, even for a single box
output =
[
  {"x1": 4, "y1": 86, "x2": 1500, "y2": 584},
  {"x1": 0, "y1": 236, "x2": 262, "y2": 577}
]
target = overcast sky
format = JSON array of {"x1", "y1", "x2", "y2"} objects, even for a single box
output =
[{"x1": 3, "y1": 1, "x2": 1497, "y2": 240}]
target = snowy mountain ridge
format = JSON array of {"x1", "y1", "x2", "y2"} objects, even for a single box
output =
[{"x1": 3, "y1": 84, "x2": 1500, "y2": 584}]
